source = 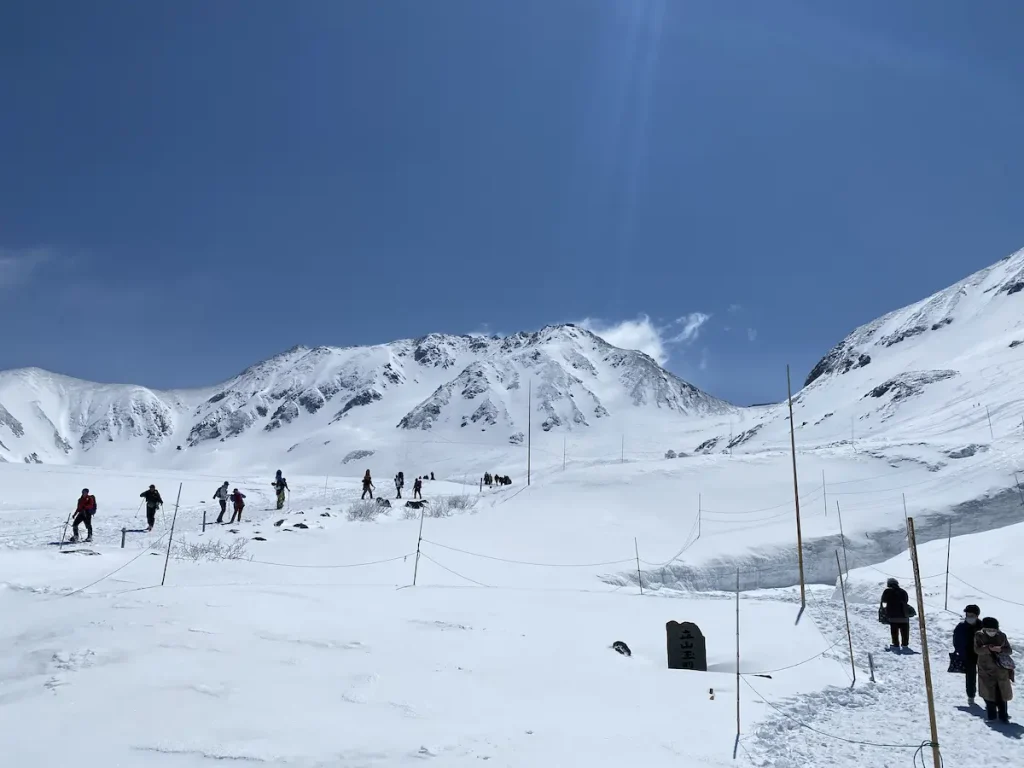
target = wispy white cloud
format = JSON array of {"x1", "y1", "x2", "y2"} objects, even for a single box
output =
[
  {"x1": 698, "y1": 348, "x2": 709, "y2": 371},
  {"x1": 0, "y1": 247, "x2": 54, "y2": 289},
  {"x1": 579, "y1": 310, "x2": 711, "y2": 366},
  {"x1": 728, "y1": 303, "x2": 743, "y2": 314},
  {"x1": 668, "y1": 312, "x2": 711, "y2": 343},
  {"x1": 747, "y1": 328, "x2": 758, "y2": 342},
  {"x1": 580, "y1": 315, "x2": 669, "y2": 365}
]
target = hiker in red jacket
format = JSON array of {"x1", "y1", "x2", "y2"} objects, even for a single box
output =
[
  {"x1": 69, "y1": 489, "x2": 97, "y2": 543},
  {"x1": 228, "y1": 489, "x2": 246, "y2": 524}
]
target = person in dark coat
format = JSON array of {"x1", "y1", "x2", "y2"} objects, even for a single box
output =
[
  {"x1": 140, "y1": 485, "x2": 163, "y2": 532},
  {"x1": 413, "y1": 476, "x2": 423, "y2": 499},
  {"x1": 394, "y1": 472, "x2": 404, "y2": 499},
  {"x1": 430, "y1": 472, "x2": 435, "y2": 481},
  {"x1": 272, "y1": 470, "x2": 289, "y2": 510},
  {"x1": 953, "y1": 604, "x2": 984, "y2": 705},
  {"x1": 976, "y1": 616, "x2": 1014, "y2": 722},
  {"x1": 69, "y1": 488, "x2": 97, "y2": 543},
  {"x1": 228, "y1": 489, "x2": 246, "y2": 524},
  {"x1": 880, "y1": 577, "x2": 912, "y2": 649},
  {"x1": 361, "y1": 470, "x2": 374, "y2": 500}
]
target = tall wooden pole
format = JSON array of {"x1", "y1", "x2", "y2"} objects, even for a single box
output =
[
  {"x1": 907, "y1": 517, "x2": 942, "y2": 768},
  {"x1": 835, "y1": 550, "x2": 856, "y2": 683},
  {"x1": 1014, "y1": 472, "x2": 1024, "y2": 507},
  {"x1": 563, "y1": 437, "x2": 566, "y2": 472},
  {"x1": 527, "y1": 379, "x2": 532, "y2": 487},
  {"x1": 786, "y1": 365, "x2": 806, "y2": 606},
  {"x1": 697, "y1": 493, "x2": 702, "y2": 541},
  {"x1": 620, "y1": 434, "x2": 624, "y2": 464},
  {"x1": 161, "y1": 483, "x2": 183, "y2": 587},
  {"x1": 986, "y1": 406, "x2": 994, "y2": 440}
]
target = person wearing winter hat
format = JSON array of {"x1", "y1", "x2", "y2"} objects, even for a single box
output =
[
  {"x1": 975, "y1": 616, "x2": 1014, "y2": 722},
  {"x1": 953, "y1": 605, "x2": 983, "y2": 705},
  {"x1": 880, "y1": 577, "x2": 912, "y2": 650}
]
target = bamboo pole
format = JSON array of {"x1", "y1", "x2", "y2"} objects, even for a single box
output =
[
  {"x1": 412, "y1": 505, "x2": 426, "y2": 586},
  {"x1": 161, "y1": 483, "x2": 183, "y2": 587},
  {"x1": 907, "y1": 517, "x2": 942, "y2": 768},
  {"x1": 836, "y1": 500, "x2": 850, "y2": 577},
  {"x1": 735, "y1": 568, "x2": 741, "y2": 741},
  {"x1": 527, "y1": 380, "x2": 532, "y2": 487},
  {"x1": 635, "y1": 538, "x2": 643, "y2": 596},
  {"x1": 836, "y1": 550, "x2": 856, "y2": 683},
  {"x1": 944, "y1": 519, "x2": 952, "y2": 612},
  {"x1": 786, "y1": 365, "x2": 806, "y2": 606}
]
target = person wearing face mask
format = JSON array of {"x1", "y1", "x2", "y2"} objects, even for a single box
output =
[
  {"x1": 975, "y1": 616, "x2": 1014, "y2": 723},
  {"x1": 953, "y1": 605, "x2": 983, "y2": 705}
]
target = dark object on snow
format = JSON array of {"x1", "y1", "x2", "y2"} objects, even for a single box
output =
[
  {"x1": 376, "y1": 497, "x2": 392, "y2": 508},
  {"x1": 949, "y1": 652, "x2": 966, "y2": 674},
  {"x1": 405, "y1": 499, "x2": 429, "y2": 510},
  {"x1": 666, "y1": 621, "x2": 707, "y2": 671},
  {"x1": 274, "y1": 519, "x2": 285, "y2": 527},
  {"x1": 612, "y1": 641, "x2": 631, "y2": 657},
  {"x1": 293, "y1": 522, "x2": 309, "y2": 529},
  {"x1": 320, "y1": 512, "x2": 330, "y2": 517},
  {"x1": 430, "y1": 472, "x2": 435, "y2": 481},
  {"x1": 253, "y1": 536, "x2": 267, "y2": 541}
]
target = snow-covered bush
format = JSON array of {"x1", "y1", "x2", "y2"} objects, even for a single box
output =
[
  {"x1": 173, "y1": 538, "x2": 250, "y2": 562},
  {"x1": 665, "y1": 449, "x2": 677, "y2": 459},
  {"x1": 401, "y1": 494, "x2": 477, "y2": 520},
  {"x1": 347, "y1": 499, "x2": 389, "y2": 522}
]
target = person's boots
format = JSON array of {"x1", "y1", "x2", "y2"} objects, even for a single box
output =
[
  {"x1": 69, "y1": 534, "x2": 79, "y2": 544},
  {"x1": 986, "y1": 702, "x2": 998, "y2": 721},
  {"x1": 85, "y1": 534, "x2": 93, "y2": 543},
  {"x1": 999, "y1": 702, "x2": 1010, "y2": 723}
]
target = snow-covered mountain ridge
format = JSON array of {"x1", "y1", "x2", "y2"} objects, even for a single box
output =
[{"x1": 0, "y1": 324, "x2": 731, "y2": 467}]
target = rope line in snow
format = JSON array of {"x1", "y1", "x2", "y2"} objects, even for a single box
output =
[
  {"x1": 421, "y1": 539, "x2": 635, "y2": 568},
  {"x1": 739, "y1": 637, "x2": 846, "y2": 676},
  {"x1": 948, "y1": 572, "x2": 1024, "y2": 608},
  {"x1": 418, "y1": 551, "x2": 491, "y2": 587},
  {"x1": 55, "y1": 530, "x2": 172, "y2": 600},
  {"x1": 247, "y1": 553, "x2": 412, "y2": 570}
]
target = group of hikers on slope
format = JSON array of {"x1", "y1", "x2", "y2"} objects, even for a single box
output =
[
  {"x1": 68, "y1": 484, "x2": 165, "y2": 543},
  {"x1": 880, "y1": 578, "x2": 1014, "y2": 723},
  {"x1": 361, "y1": 470, "x2": 430, "y2": 501}
]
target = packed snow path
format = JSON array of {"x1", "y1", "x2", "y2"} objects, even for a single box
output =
[{"x1": 741, "y1": 586, "x2": 1023, "y2": 767}]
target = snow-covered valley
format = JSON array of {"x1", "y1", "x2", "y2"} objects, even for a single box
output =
[{"x1": 3, "y1": 247, "x2": 1024, "y2": 766}]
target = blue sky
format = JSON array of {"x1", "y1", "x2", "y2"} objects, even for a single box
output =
[{"x1": 2, "y1": 1, "x2": 1023, "y2": 405}]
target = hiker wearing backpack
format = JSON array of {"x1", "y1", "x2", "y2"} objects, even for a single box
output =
[
  {"x1": 228, "y1": 489, "x2": 246, "y2": 523},
  {"x1": 361, "y1": 470, "x2": 374, "y2": 500},
  {"x1": 272, "y1": 470, "x2": 289, "y2": 510},
  {"x1": 413, "y1": 476, "x2": 423, "y2": 499},
  {"x1": 394, "y1": 472, "x2": 404, "y2": 499},
  {"x1": 213, "y1": 481, "x2": 230, "y2": 523},
  {"x1": 140, "y1": 485, "x2": 163, "y2": 532},
  {"x1": 69, "y1": 489, "x2": 97, "y2": 543}
]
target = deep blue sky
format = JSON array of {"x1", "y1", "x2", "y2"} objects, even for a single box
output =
[{"x1": 2, "y1": 1, "x2": 1023, "y2": 405}]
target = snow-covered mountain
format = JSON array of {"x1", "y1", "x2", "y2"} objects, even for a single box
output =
[
  {"x1": 0, "y1": 325, "x2": 732, "y2": 470},
  {"x1": 693, "y1": 246, "x2": 1024, "y2": 456}
]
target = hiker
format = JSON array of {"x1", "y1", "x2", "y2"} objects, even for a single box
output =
[
  {"x1": 413, "y1": 476, "x2": 423, "y2": 499},
  {"x1": 953, "y1": 604, "x2": 984, "y2": 705},
  {"x1": 140, "y1": 485, "x2": 163, "y2": 532},
  {"x1": 975, "y1": 616, "x2": 1014, "y2": 722},
  {"x1": 430, "y1": 472, "x2": 435, "y2": 481},
  {"x1": 69, "y1": 488, "x2": 97, "y2": 543},
  {"x1": 213, "y1": 481, "x2": 230, "y2": 523},
  {"x1": 394, "y1": 472, "x2": 404, "y2": 499},
  {"x1": 484, "y1": 472, "x2": 492, "y2": 486},
  {"x1": 880, "y1": 577, "x2": 912, "y2": 650},
  {"x1": 272, "y1": 470, "x2": 289, "y2": 510},
  {"x1": 228, "y1": 488, "x2": 246, "y2": 523},
  {"x1": 361, "y1": 470, "x2": 374, "y2": 500}
]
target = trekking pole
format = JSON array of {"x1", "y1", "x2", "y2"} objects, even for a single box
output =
[{"x1": 58, "y1": 511, "x2": 73, "y2": 549}]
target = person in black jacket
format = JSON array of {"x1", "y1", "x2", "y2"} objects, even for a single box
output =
[
  {"x1": 880, "y1": 577, "x2": 912, "y2": 649},
  {"x1": 140, "y1": 485, "x2": 163, "y2": 532},
  {"x1": 953, "y1": 604, "x2": 984, "y2": 705}
]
